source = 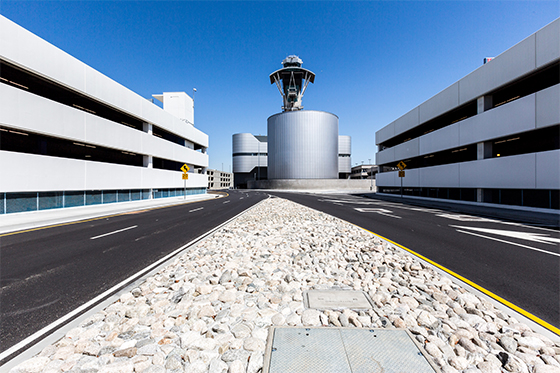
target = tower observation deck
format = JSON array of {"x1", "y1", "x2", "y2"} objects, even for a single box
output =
[{"x1": 269, "y1": 55, "x2": 315, "y2": 112}]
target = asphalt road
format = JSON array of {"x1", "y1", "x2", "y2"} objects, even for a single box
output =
[
  {"x1": 0, "y1": 190, "x2": 266, "y2": 358},
  {"x1": 269, "y1": 192, "x2": 560, "y2": 333}
]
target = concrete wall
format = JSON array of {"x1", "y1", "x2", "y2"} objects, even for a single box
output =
[
  {"x1": 0, "y1": 151, "x2": 208, "y2": 192},
  {"x1": 376, "y1": 150, "x2": 559, "y2": 190},
  {"x1": 247, "y1": 178, "x2": 375, "y2": 191}
]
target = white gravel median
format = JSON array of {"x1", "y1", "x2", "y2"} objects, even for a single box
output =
[{"x1": 9, "y1": 197, "x2": 560, "y2": 373}]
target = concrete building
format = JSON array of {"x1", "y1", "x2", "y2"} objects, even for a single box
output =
[
  {"x1": 207, "y1": 169, "x2": 233, "y2": 190},
  {"x1": 375, "y1": 18, "x2": 559, "y2": 210},
  {"x1": 0, "y1": 16, "x2": 209, "y2": 214},
  {"x1": 350, "y1": 164, "x2": 378, "y2": 180},
  {"x1": 232, "y1": 133, "x2": 352, "y2": 188}
]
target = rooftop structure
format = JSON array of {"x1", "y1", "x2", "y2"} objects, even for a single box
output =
[{"x1": 269, "y1": 55, "x2": 315, "y2": 111}]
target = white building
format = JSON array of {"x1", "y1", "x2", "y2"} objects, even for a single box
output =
[
  {"x1": 0, "y1": 16, "x2": 209, "y2": 214},
  {"x1": 207, "y1": 169, "x2": 233, "y2": 190},
  {"x1": 375, "y1": 19, "x2": 559, "y2": 210}
]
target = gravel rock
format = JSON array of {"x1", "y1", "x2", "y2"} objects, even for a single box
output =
[{"x1": 301, "y1": 309, "x2": 321, "y2": 326}]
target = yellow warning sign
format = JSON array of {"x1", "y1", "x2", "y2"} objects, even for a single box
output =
[
  {"x1": 397, "y1": 161, "x2": 407, "y2": 171},
  {"x1": 182, "y1": 174, "x2": 189, "y2": 180},
  {"x1": 181, "y1": 164, "x2": 190, "y2": 173}
]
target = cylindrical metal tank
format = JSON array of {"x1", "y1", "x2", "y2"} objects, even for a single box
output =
[{"x1": 267, "y1": 110, "x2": 338, "y2": 179}]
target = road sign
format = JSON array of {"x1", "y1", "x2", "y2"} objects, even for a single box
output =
[
  {"x1": 398, "y1": 170, "x2": 405, "y2": 178},
  {"x1": 397, "y1": 161, "x2": 407, "y2": 170},
  {"x1": 182, "y1": 174, "x2": 189, "y2": 180},
  {"x1": 181, "y1": 164, "x2": 190, "y2": 173}
]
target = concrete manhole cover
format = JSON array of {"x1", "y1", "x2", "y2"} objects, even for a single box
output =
[
  {"x1": 304, "y1": 289, "x2": 373, "y2": 310},
  {"x1": 263, "y1": 327, "x2": 439, "y2": 373}
]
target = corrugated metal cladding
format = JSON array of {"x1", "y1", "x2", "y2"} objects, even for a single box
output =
[
  {"x1": 338, "y1": 135, "x2": 352, "y2": 174},
  {"x1": 338, "y1": 135, "x2": 351, "y2": 155},
  {"x1": 232, "y1": 133, "x2": 268, "y2": 173},
  {"x1": 232, "y1": 133, "x2": 268, "y2": 154},
  {"x1": 268, "y1": 111, "x2": 338, "y2": 179}
]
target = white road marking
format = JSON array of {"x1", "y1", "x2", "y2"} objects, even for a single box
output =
[
  {"x1": 240, "y1": 197, "x2": 244, "y2": 200},
  {"x1": 223, "y1": 201, "x2": 230, "y2": 204},
  {"x1": 450, "y1": 225, "x2": 560, "y2": 245},
  {"x1": 189, "y1": 207, "x2": 204, "y2": 213},
  {"x1": 355, "y1": 208, "x2": 392, "y2": 213},
  {"x1": 319, "y1": 199, "x2": 378, "y2": 205},
  {"x1": 90, "y1": 225, "x2": 137, "y2": 240},
  {"x1": 455, "y1": 229, "x2": 560, "y2": 257},
  {"x1": 377, "y1": 212, "x2": 402, "y2": 219},
  {"x1": 354, "y1": 208, "x2": 401, "y2": 218},
  {"x1": 438, "y1": 214, "x2": 495, "y2": 222}
]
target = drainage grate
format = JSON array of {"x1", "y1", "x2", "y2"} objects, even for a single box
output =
[
  {"x1": 263, "y1": 327, "x2": 439, "y2": 373},
  {"x1": 304, "y1": 289, "x2": 373, "y2": 310}
]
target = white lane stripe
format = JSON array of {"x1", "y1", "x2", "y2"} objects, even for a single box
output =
[
  {"x1": 0, "y1": 196, "x2": 271, "y2": 363},
  {"x1": 455, "y1": 229, "x2": 560, "y2": 257},
  {"x1": 189, "y1": 207, "x2": 204, "y2": 213},
  {"x1": 223, "y1": 201, "x2": 230, "y2": 204},
  {"x1": 90, "y1": 225, "x2": 137, "y2": 240}
]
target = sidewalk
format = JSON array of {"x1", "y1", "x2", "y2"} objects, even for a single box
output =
[{"x1": 0, "y1": 193, "x2": 221, "y2": 235}]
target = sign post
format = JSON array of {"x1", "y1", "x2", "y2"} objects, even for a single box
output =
[
  {"x1": 397, "y1": 161, "x2": 407, "y2": 197},
  {"x1": 181, "y1": 164, "x2": 190, "y2": 199}
]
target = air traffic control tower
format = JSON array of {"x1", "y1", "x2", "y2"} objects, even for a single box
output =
[{"x1": 267, "y1": 56, "x2": 339, "y2": 180}]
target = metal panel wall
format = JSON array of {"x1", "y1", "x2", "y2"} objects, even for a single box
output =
[
  {"x1": 232, "y1": 133, "x2": 268, "y2": 173},
  {"x1": 268, "y1": 111, "x2": 338, "y2": 179},
  {"x1": 338, "y1": 135, "x2": 352, "y2": 174},
  {"x1": 338, "y1": 136, "x2": 351, "y2": 155}
]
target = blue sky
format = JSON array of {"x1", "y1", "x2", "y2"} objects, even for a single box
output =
[{"x1": 1, "y1": 1, "x2": 558, "y2": 171}]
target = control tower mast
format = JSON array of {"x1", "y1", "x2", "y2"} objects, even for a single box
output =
[{"x1": 269, "y1": 55, "x2": 315, "y2": 112}]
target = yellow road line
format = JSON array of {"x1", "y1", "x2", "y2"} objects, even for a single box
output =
[
  {"x1": 0, "y1": 194, "x2": 228, "y2": 238},
  {"x1": 357, "y1": 225, "x2": 560, "y2": 336}
]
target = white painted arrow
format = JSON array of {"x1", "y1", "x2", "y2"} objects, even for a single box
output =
[
  {"x1": 354, "y1": 208, "x2": 401, "y2": 218},
  {"x1": 450, "y1": 225, "x2": 560, "y2": 245}
]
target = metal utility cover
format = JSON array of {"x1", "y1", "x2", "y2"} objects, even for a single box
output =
[
  {"x1": 263, "y1": 327, "x2": 439, "y2": 373},
  {"x1": 304, "y1": 290, "x2": 373, "y2": 310}
]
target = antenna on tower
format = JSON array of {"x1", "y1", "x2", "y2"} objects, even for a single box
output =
[{"x1": 269, "y1": 55, "x2": 315, "y2": 112}]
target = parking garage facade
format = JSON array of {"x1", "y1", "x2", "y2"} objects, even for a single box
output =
[{"x1": 375, "y1": 19, "x2": 559, "y2": 210}]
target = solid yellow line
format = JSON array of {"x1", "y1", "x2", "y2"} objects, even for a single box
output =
[
  {"x1": 0, "y1": 194, "x2": 226, "y2": 238},
  {"x1": 357, "y1": 225, "x2": 560, "y2": 336}
]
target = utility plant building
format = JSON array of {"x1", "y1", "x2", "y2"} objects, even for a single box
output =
[
  {"x1": 233, "y1": 56, "x2": 359, "y2": 190},
  {"x1": 0, "y1": 16, "x2": 209, "y2": 214},
  {"x1": 232, "y1": 133, "x2": 351, "y2": 188},
  {"x1": 375, "y1": 19, "x2": 559, "y2": 210}
]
